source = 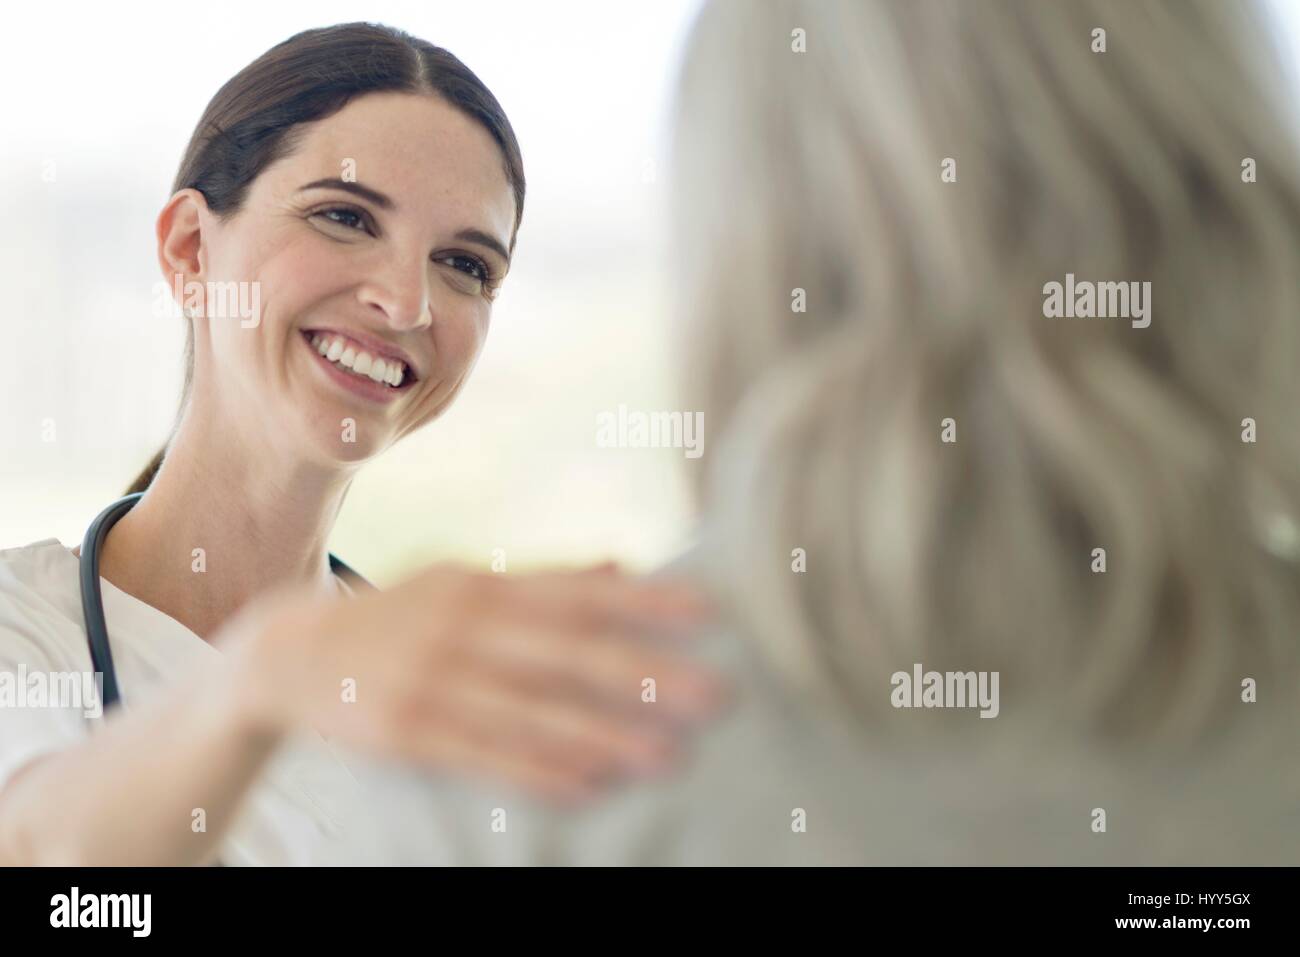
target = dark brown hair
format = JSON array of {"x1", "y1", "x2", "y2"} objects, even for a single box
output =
[{"x1": 125, "y1": 21, "x2": 526, "y2": 494}]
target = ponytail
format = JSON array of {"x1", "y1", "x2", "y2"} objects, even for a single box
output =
[{"x1": 123, "y1": 446, "x2": 167, "y2": 495}]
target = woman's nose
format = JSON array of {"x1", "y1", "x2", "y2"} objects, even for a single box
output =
[{"x1": 357, "y1": 254, "x2": 434, "y2": 331}]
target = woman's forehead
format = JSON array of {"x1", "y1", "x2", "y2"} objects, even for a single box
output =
[{"x1": 262, "y1": 92, "x2": 516, "y2": 235}]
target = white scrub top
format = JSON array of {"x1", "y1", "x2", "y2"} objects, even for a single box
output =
[{"x1": 0, "y1": 538, "x2": 368, "y2": 866}]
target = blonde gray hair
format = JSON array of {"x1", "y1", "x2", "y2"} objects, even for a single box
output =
[{"x1": 671, "y1": 0, "x2": 1300, "y2": 754}]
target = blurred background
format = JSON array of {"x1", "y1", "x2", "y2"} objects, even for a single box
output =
[
  {"x1": 0, "y1": 0, "x2": 707, "y2": 582},
  {"x1": 4, "y1": 0, "x2": 1300, "y2": 583}
]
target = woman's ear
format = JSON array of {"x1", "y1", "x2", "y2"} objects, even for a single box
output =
[{"x1": 156, "y1": 188, "x2": 210, "y2": 305}]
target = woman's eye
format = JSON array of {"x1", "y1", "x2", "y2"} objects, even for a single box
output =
[
  {"x1": 308, "y1": 217, "x2": 497, "y2": 297},
  {"x1": 442, "y1": 255, "x2": 489, "y2": 282},
  {"x1": 314, "y1": 207, "x2": 368, "y2": 232},
  {"x1": 435, "y1": 254, "x2": 496, "y2": 297}
]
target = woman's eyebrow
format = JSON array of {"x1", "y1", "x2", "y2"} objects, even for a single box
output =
[
  {"x1": 299, "y1": 178, "x2": 394, "y2": 209},
  {"x1": 454, "y1": 228, "x2": 511, "y2": 267},
  {"x1": 297, "y1": 178, "x2": 511, "y2": 265}
]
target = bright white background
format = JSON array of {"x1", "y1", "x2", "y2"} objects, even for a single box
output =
[
  {"x1": 5, "y1": 0, "x2": 1300, "y2": 581},
  {"x1": 0, "y1": 0, "x2": 706, "y2": 581}
]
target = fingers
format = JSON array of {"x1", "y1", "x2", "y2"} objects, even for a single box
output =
[
  {"x1": 399, "y1": 562, "x2": 713, "y2": 634},
  {"x1": 315, "y1": 668, "x2": 609, "y2": 805},
  {"x1": 517, "y1": 570, "x2": 714, "y2": 631},
  {"x1": 432, "y1": 669, "x2": 677, "y2": 779},
  {"x1": 370, "y1": 672, "x2": 672, "y2": 805},
  {"x1": 316, "y1": 563, "x2": 727, "y2": 803},
  {"x1": 390, "y1": 715, "x2": 604, "y2": 806},
  {"x1": 464, "y1": 620, "x2": 724, "y2": 723}
]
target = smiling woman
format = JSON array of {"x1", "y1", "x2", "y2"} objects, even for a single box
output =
[
  {"x1": 126, "y1": 26, "x2": 525, "y2": 490},
  {"x1": 0, "y1": 21, "x2": 720, "y2": 867}
]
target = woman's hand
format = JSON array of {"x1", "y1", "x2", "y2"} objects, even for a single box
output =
[{"x1": 215, "y1": 564, "x2": 723, "y2": 804}]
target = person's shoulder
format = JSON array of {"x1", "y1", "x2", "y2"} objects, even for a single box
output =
[
  {"x1": 0, "y1": 538, "x2": 82, "y2": 641},
  {"x1": 348, "y1": 544, "x2": 885, "y2": 866},
  {"x1": 0, "y1": 538, "x2": 74, "y2": 595},
  {"x1": 0, "y1": 539, "x2": 102, "y2": 788},
  {"x1": 0, "y1": 539, "x2": 70, "y2": 561},
  {"x1": 0, "y1": 538, "x2": 70, "y2": 561}
]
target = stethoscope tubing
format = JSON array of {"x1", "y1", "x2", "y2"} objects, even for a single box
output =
[{"x1": 78, "y1": 492, "x2": 371, "y2": 712}]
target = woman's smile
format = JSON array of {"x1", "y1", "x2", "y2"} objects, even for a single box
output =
[{"x1": 298, "y1": 328, "x2": 419, "y2": 404}]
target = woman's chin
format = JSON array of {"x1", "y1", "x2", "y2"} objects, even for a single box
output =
[
  {"x1": 324, "y1": 428, "x2": 385, "y2": 464},
  {"x1": 283, "y1": 410, "x2": 388, "y2": 465}
]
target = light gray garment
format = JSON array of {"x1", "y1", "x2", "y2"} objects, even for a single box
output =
[{"x1": 325, "y1": 549, "x2": 1300, "y2": 866}]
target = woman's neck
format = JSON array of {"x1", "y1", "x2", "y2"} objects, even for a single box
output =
[{"x1": 95, "y1": 410, "x2": 354, "y2": 641}]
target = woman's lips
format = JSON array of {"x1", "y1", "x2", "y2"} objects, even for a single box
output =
[
  {"x1": 302, "y1": 326, "x2": 420, "y2": 380},
  {"x1": 299, "y1": 330, "x2": 414, "y2": 404}
]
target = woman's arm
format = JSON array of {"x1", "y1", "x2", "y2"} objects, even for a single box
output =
[
  {"x1": 0, "y1": 650, "x2": 283, "y2": 866},
  {"x1": 0, "y1": 564, "x2": 720, "y2": 866}
]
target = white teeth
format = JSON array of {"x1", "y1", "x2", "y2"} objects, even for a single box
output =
[{"x1": 307, "y1": 332, "x2": 407, "y2": 388}]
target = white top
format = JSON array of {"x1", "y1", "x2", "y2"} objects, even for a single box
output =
[{"x1": 0, "y1": 538, "x2": 367, "y2": 866}]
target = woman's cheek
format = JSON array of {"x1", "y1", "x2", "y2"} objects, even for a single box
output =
[
  {"x1": 468, "y1": 303, "x2": 492, "y2": 354},
  {"x1": 272, "y1": 236, "x2": 352, "y2": 293},
  {"x1": 440, "y1": 303, "x2": 488, "y2": 368}
]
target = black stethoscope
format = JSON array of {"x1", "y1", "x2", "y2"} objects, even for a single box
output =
[{"x1": 79, "y1": 492, "x2": 373, "y2": 712}]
